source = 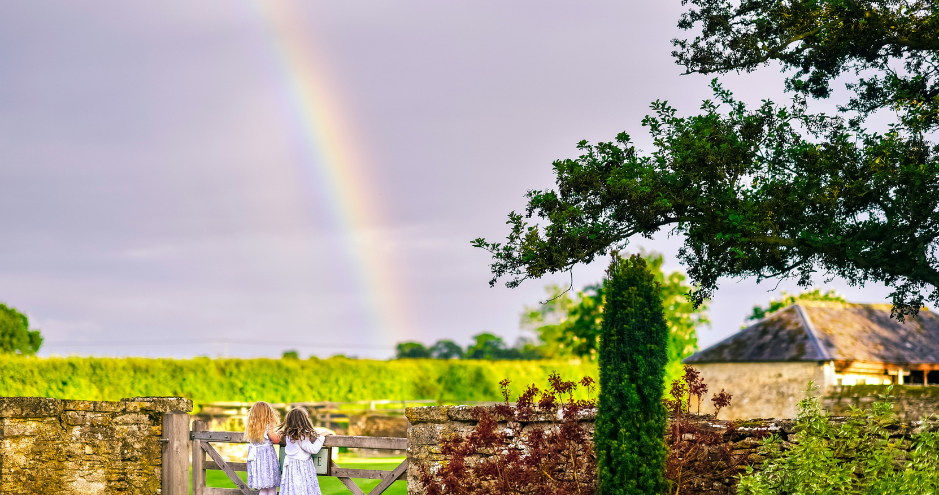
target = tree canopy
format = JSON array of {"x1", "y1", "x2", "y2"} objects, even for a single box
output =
[
  {"x1": 522, "y1": 251, "x2": 706, "y2": 381},
  {"x1": 395, "y1": 341, "x2": 433, "y2": 359},
  {"x1": 0, "y1": 303, "x2": 42, "y2": 356},
  {"x1": 430, "y1": 339, "x2": 465, "y2": 360},
  {"x1": 473, "y1": 0, "x2": 939, "y2": 320}
]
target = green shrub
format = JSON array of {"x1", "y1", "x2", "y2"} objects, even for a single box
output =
[
  {"x1": 595, "y1": 254, "x2": 669, "y2": 495},
  {"x1": 0, "y1": 355, "x2": 596, "y2": 408},
  {"x1": 738, "y1": 385, "x2": 939, "y2": 495}
]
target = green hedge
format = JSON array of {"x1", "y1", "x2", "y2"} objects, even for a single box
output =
[{"x1": 0, "y1": 356, "x2": 598, "y2": 408}]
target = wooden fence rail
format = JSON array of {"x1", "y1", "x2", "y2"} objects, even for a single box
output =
[{"x1": 188, "y1": 420, "x2": 407, "y2": 495}]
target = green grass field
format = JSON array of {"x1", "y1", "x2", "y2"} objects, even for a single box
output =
[{"x1": 196, "y1": 457, "x2": 407, "y2": 495}]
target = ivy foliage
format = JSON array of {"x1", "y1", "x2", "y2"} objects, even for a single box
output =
[
  {"x1": 595, "y1": 254, "x2": 668, "y2": 495},
  {"x1": 0, "y1": 303, "x2": 42, "y2": 355},
  {"x1": 738, "y1": 384, "x2": 939, "y2": 495},
  {"x1": 473, "y1": 1, "x2": 939, "y2": 321},
  {"x1": 522, "y1": 251, "x2": 707, "y2": 383}
]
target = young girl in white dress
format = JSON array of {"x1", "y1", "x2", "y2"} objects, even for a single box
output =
[
  {"x1": 244, "y1": 401, "x2": 282, "y2": 495},
  {"x1": 278, "y1": 407, "x2": 331, "y2": 495}
]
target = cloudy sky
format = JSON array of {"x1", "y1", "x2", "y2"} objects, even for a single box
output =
[{"x1": 0, "y1": 1, "x2": 896, "y2": 359}]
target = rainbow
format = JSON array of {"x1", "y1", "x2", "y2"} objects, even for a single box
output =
[{"x1": 246, "y1": 0, "x2": 408, "y2": 347}]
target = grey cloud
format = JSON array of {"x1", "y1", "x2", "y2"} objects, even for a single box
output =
[{"x1": 0, "y1": 0, "x2": 895, "y2": 358}]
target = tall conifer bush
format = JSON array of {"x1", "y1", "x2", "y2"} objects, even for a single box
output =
[{"x1": 596, "y1": 254, "x2": 668, "y2": 495}]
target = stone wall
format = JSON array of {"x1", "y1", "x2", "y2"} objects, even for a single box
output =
[
  {"x1": 406, "y1": 405, "x2": 939, "y2": 495},
  {"x1": 665, "y1": 415, "x2": 939, "y2": 494},
  {"x1": 689, "y1": 362, "x2": 832, "y2": 420},
  {"x1": 406, "y1": 405, "x2": 466, "y2": 494},
  {"x1": 406, "y1": 405, "x2": 596, "y2": 495},
  {"x1": 824, "y1": 385, "x2": 939, "y2": 421},
  {"x1": 0, "y1": 396, "x2": 192, "y2": 495},
  {"x1": 690, "y1": 363, "x2": 939, "y2": 422}
]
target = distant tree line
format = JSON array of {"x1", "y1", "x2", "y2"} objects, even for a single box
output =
[
  {"x1": 395, "y1": 332, "x2": 541, "y2": 360},
  {"x1": 396, "y1": 251, "x2": 708, "y2": 375}
]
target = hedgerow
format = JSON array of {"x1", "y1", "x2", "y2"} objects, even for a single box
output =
[{"x1": 0, "y1": 355, "x2": 597, "y2": 409}]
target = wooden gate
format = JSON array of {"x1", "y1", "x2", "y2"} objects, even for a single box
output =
[{"x1": 190, "y1": 420, "x2": 408, "y2": 495}]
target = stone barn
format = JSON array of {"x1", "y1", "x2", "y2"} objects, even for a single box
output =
[{"x1": 684, "y1": 302, "x2": 939, "y2": 419}]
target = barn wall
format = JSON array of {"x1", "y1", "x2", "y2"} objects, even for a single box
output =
[{"x1": 690, "y1": 362, "x2": 832, "y2": 419}]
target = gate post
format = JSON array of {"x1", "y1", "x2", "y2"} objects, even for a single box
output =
[
  {"x1": 192, "y1": 420, "x2": 206, "y2": 495},
  {"x1": 162, "y1": 412, "x2": 191, "y2": 495}
]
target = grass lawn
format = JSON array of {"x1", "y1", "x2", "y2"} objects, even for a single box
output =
[{"x1": 196, "y1": 457, "x2": 407, "y2": 495}]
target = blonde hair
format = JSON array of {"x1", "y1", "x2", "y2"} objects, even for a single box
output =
[
  {"x1": 278, "y1": 407, "x2": 319, "y2": 443},
  {"x1": 245, "y1": 401, "x2": 280, "y2": 444}
]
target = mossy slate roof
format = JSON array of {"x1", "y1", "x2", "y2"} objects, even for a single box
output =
[{"x1": 684, "y1": 303, "x2": 939, "y2": 364}]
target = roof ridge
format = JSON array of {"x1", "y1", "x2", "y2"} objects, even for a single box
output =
[
  {"x1": 687, "y1": 318, "x2": 763, "y2": 359},
  {"x1": 794, "y1": 304, "x2": 833, "y2": 361},
  {"x1": 684, "y1": 305, "x2": 803, "y2": 363}
]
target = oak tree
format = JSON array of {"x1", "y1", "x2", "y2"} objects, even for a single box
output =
[{"x1": 474, "y1": 1, "x2": 939, "y2": 319}]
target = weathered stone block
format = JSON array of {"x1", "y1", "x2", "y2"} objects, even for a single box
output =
[
  {"x1": 63, "y1": 400, "x2": 96, "y2": 412},
  {"x1": 66, "y1": 411, "x2": 87, "y2": 426},
  {"x1": 732, "y1": 437, "x2": 761, "y2": 449},
  {"x1": 0, "y1": 397, "x2": 63, "y2": 418},
  {"x1": 93, "y1": 402, "x2": 124, "y2": 413},
  {"x1": 407, "y1": 424, "x2": 441, "y2": 446},
  {"x1": 0, "y1": 418, "x2": 54, "y2": 438},
  {"x1": 121, "y1": 401, "x2": 145, "y2": 413},
  {"x1": 408, "y1": 444, "x2": 442, "y2": 455},
  {"x1": 112, "y1": 413, "x2": 152, "y2": 425},
  {"x1": 446, "y1": 405, "x2": 476, "y2": 421},
  {"x1": 120, "y1": 397, "x2": 192, "y2": 413},
  {"x1": 406, "y1": 406, "x2": 450, "y2": 424}
]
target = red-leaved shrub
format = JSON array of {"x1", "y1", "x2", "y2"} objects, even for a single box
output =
[
  {"x1": 418, "y1": 372, "x2": 597, "y2": 495},
  {"x1": 663, "y1": 366, "x2": 766, "y2": 495}
]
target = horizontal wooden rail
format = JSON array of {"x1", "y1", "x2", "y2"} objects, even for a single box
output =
[
  {"x1": 204, "y1": 489, "x2": 250, "y2": 495},
  {"x1": 325, "y1": 436, "x2": 407, "y2": 450},
  {"x1": 202, "y1": 399, "x2": 438, "y2": 407},
  {"x1": 320, "y1": 467, "x2": 391, "y2": 480},
  {"x1": 190, "y1": 431, "x2": 247, "y2": 442},
  {"x1": 204, "y1": 460, "x2": 389, "y2": 480},
  {"x1": 190, "y1": 431, "x2": 407, "y2": 450},
  {"x1": 205, "y1": 460, "x2": 247, "y2": 472}
]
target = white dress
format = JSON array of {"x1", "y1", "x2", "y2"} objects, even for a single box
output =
[
  {"x1": 247, "y1": 429, "x2": 281, "y2": 489},
  {"x1": 279, "y1": 434, "x2": 326, "y2": 495}
]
